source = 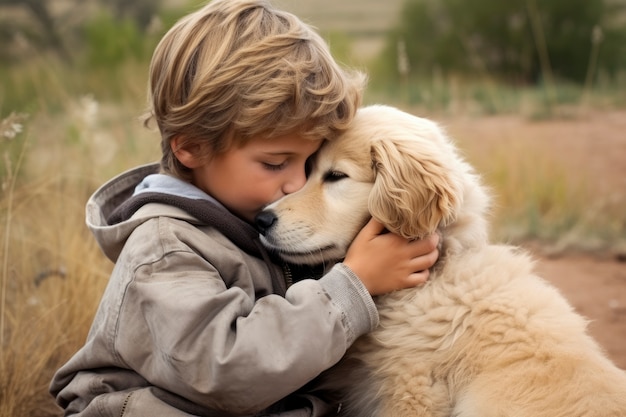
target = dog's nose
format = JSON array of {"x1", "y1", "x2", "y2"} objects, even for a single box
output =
[{"x1": 255, "y1": 210, "x2": 277, "y2": 234}]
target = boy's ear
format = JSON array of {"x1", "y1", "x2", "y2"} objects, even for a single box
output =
[{"x1": 171, "y1": 136, "x2": 202, "y2": 169}]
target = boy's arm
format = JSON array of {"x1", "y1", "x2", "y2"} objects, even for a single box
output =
[
  {"x1": 115, "y1": 248, "x2": 376, "y2": 414},
  {"x1": 316, "y1": 263, "x2": 379, "y2": 345}
]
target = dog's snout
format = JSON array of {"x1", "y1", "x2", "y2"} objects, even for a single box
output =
[{"x1": 255, "y1": 210, "x2": 277, "y2": 234}]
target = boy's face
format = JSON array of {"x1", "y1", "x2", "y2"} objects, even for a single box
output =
[{"x1": 191, "y1": 133, "x2": 323, "y2": 223}]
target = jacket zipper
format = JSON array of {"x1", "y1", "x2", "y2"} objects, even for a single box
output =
[{"x1": 282, "y1": 263, "x2": 293, "y2": 288}]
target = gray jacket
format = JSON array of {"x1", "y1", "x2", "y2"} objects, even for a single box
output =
[{"x1": 49, "y1": 163, "x2": 378, "y2": 417}]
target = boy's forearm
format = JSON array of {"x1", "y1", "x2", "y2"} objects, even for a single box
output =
[{"x1": 315, "y1": 263, "x2": 379, "y2": 345}]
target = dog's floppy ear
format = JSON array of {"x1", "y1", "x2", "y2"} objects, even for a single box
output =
[{"x1": 369, "y1": 134, "x2": 462, "y2": 239}]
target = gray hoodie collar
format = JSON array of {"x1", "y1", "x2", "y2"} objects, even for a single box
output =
[
  {"x1": 106, "y1": 169, "x2": 265, "y2": 259},
  {"x1": 133, "y1": 174, "x2": 223, "y2": 207}
]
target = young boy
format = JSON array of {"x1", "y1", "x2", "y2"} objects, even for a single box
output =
[{"x1": 50, "y1": 1, "x2": 439, "y2": 416}]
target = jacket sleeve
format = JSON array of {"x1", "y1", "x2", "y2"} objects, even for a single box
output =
[{"x1": 114, "y1": 219, "x2": 378, "y2": 414}]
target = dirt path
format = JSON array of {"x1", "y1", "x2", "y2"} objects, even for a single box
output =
[{"x1": 531, "y1": 251, "x2": 626, "y2": 369}]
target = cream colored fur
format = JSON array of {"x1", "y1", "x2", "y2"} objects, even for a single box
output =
[{"x1": 259, "y1": 105, "x2": 626, "y2": 417}]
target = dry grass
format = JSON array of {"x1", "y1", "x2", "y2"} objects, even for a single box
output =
[
  {"x1": 437, "y1": 110, "x2": 626, "y2": 253},
  {"x1": 0, "y1": 94, "x2": 158, "y2": 416},
  {"x1": 0, "y1": 178, "x2": 109, "y2": 416},
  {"x1": 469, "y1": 136, "x2": 590, "y2": 239}
]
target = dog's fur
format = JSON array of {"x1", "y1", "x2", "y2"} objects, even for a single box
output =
[{"x1": 258, "y1": 105, "x2": 626, "y2": 417}]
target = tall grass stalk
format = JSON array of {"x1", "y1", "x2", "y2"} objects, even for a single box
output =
[
  {"x1": 581, "y1": 25, "x2": 605, "y2": 105},
  {"x1": 1, "y1": 112, "x2": 30, "y2": 355},
  {"x1": 520, "y1": 0, "x2": 556, "y2": 110}
]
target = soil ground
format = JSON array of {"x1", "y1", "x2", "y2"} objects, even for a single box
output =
[
  {"x1": 441, "y1": 110, "x2": 626, "y2": 369},
  {"x1": 533, "y1": 252, "x2": 626, "y2": 369}
]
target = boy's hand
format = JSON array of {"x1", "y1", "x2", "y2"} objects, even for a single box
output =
[{"x1": 343, "y1": 218, "x2": 440, "y2": 296}]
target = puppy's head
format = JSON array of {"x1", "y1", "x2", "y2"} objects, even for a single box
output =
[{"x1": 257, "y1": 105, "x2": 466, "y2": 265}]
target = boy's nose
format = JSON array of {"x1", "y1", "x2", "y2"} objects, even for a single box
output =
[{"x1": 283, "y1": 169, "x2": 307, "y2": 195}]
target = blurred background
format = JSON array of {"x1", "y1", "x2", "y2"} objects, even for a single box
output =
[{"x1": 1, "y1": 0, "x2": 625, "y2": 415}]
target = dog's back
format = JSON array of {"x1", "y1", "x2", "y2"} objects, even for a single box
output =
[{"x1": 331, "y1": 245, "x2": 626, "y2": 417}]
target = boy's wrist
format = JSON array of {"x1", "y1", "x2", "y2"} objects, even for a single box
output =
[{"x1": 317, "y1": 264, "x2": 379, "y2": 345}]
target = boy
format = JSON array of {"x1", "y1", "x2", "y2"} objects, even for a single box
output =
[{"x1": 50, "y1": 1, "x2": 439, "y2": 416}]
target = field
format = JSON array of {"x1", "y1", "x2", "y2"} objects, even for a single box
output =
[{"x1": 1, "y1": 0, "x2": 625, "y2": 415}]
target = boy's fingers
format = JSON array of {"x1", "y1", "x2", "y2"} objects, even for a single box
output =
[
  {"x1": 411, "y1": 243, "x2": 439, "y2": 269},
  {"x1": 405, "y1": 270, "x2": 430, "y2": 287}
]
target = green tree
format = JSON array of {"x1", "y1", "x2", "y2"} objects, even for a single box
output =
[{"x1": 378, "y1": 0, "x2": 626, "y2": 84}]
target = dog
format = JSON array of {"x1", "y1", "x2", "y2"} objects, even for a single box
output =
[{"x1": 257, "y1": 105, "x2": 626, "y2": 417}]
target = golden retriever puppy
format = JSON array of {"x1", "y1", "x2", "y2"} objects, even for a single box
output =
[{"x1": 257, "y1": 105, "x2": 626, "y2": 417}]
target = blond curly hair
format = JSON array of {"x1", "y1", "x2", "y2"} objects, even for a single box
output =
[{"x1": 144, "y1": 0, "x2": 366, "y2": 181}]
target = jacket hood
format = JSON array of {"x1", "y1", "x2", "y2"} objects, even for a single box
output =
[{"x1": 86, "y1": 163, "x2": 263, "y2": 262}]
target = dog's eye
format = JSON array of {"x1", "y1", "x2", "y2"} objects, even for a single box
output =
[{"x1": 323, "y1": 170, "x2": 348, "y2": 182}]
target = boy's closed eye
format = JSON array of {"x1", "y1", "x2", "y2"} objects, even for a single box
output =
[{"x1": 262, "y1": 161, "x2": 288, "y2": 171}]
